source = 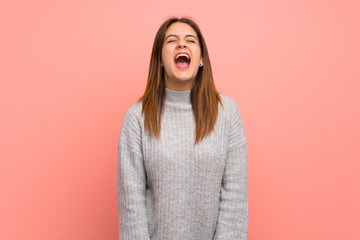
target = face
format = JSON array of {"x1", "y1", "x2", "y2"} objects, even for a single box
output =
[{"x1": 161, "y1": 22, "x2": 203, "y2": 90}]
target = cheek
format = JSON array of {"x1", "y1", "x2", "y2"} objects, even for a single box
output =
[
  {"x1": 162, "y1": 54, "x2": 171, "y2": 65},
  {"x1": 162, "y1": 49, "x2": 173, "y2": 65},
  {"x1": 193, "y1": 53, "x2": 201, "y2": 64},
  {"x1": 191, "y1": 47, "x2": 202, "y2": 63}
]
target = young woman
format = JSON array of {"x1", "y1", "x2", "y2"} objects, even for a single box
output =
[{"x1": 117, "y1": 17, "x2": 248, "y2": 239}]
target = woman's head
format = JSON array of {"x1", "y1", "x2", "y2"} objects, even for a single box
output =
[
  {"x1": 161, "y1": 21, "x2": 203, "y2": 90},
  {"x1": 148, "y1": 17, "x2": 212, "y2": 91},
  {"x1": 139, "y1": 17, "x2": 223, "y2": 144}
]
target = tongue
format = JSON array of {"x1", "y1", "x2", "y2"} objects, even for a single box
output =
[
  {"x1": 175, "y1": 58, "x2": 190, "y2": 69},
  {"x1": 176, "y1": 61, "x2": 189, "y2": 69}
]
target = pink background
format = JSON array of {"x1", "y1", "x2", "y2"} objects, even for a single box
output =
[{"x1": 1, "y1": 0, "x2": 359, "y2": 239}]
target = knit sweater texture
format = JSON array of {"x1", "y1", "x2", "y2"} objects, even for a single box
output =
[{"x1": 117, "y1": 87, "x2": 248, "y2": 240}]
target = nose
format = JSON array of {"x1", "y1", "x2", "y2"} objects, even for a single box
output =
[{"x1": 177, "y1": 41, "x2": 187, "y2": 49}]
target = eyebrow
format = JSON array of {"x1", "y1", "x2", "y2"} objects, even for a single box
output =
[{"x1": 165, "y1": 34, "x2": 198, "y2": 40}]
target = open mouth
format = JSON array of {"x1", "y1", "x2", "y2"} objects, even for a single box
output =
[{"x1": 174, "y1": 53, "x2": 191, "y2": 70}]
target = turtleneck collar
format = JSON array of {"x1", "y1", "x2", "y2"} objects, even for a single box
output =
[{"x1": 165, "y1": 87, "x2": 191, "y2": 105}]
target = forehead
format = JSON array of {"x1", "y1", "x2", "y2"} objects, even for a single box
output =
[{"x1": 165, "y1": 22, "x2": 198, "y2": 37}]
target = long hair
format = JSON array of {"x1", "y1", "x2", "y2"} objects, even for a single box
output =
[{"x1": 137, "y1": 17, "x2": 223, "y2": 145}]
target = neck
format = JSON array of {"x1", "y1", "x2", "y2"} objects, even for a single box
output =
[
  {"x1": 164, "y1": 75, "x2": 195, "y2": 92},
  {"x1": 164, "y1": 87, "x2": 191, "y2": 105}
]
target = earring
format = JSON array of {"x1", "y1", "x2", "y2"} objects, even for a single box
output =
[{"x1": 199, "y1": 63, "x2": 203, "y2": 67}]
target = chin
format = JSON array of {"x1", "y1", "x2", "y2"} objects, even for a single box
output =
[{"x1": 174, "y1": 73, "x2": 195, "y2": 81}]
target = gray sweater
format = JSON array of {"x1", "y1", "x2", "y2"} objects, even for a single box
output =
[{"x1": 117, "y1": 87, "x2": 248, "y2": 240}]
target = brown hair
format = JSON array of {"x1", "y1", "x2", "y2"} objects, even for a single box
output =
[{"x1": 137, "y1": 16, "x2": 223, "y2": 145}]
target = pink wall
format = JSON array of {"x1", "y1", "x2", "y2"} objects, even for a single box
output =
[{"x1": 1, "y1": 0, "x2": 359, "y2": 239}]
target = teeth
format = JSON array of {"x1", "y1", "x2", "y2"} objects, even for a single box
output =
[{"x1": 175, "y1": 53, "x2": 190, "y2": 60}]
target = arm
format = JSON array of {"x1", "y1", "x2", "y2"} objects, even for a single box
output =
[
  {"x1": 213, "y1": 100, "x2": 249, "y2": 240},
  {"x1": 117, "y1": 105, "x2": 150, "y2": 240}
]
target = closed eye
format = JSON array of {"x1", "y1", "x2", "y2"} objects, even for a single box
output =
[{"x1": 167, "y1": 40, "x2": 196, "y2": 43}]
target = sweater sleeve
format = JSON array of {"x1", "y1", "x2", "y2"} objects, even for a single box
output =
[
  {"x1": 213, "y1": 100, "x2": 249, "y2": 240},
  {"x1": 117, "y1": 105, "x2": 150, "y2": 240}
]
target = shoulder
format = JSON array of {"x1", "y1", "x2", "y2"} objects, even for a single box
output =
[
  {"x1": 218, "y1": 93, "x2": 245, "y2": 132},
  {"x1": 122, "y1": 101, "x2": 143, "y2": 128},
  {"x1": 219, "y1": 93, "x2": 241, "y2": 116},
  {"x1": 124, "y1": 101, "x2": 143, "y2": 118},
  {"x1": 219, "y1": 93, "x2": 247, "y2": 148},
  {"x1": 119, "y1": 101, "x2": 143, "y2": 154}
]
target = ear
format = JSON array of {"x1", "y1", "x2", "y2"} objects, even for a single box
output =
[{"x1": 200, "y1": 56, "x2": 204, "y2": 66}]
